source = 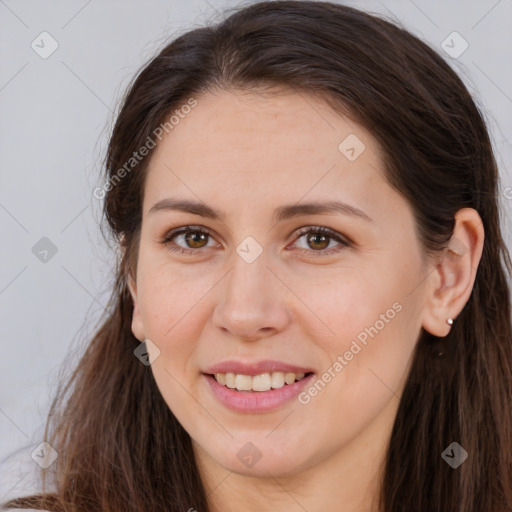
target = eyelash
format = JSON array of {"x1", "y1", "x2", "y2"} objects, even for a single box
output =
[{"x1": 160, "y1": 225, "x2": 352, "y2": 258}]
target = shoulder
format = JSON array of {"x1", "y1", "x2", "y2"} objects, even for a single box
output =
[{"x1": 0, "y1": 443, "x2": 56, "y2": 511}]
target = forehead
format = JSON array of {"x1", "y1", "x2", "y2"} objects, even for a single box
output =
[
  {"x1": 142, "y1": 88, "x2": 395, "y2": 222},
  {"x1": 162, "y1": 87, "x2": 368, "y2": 158}
]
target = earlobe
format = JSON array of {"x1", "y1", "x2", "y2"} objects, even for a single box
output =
[
  {"x1": 422, "y1": 208, "x2": 485, "y2": 337},
  {"x1": 127, "y1": 272, "x2": 146, "y2": 342}
]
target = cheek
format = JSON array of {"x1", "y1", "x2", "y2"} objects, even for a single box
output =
[
  {"x1": 292, "y1": 265, "x2": 407, "y2": 355},
  {"x1": 135, "y1": 260, "x2": 214, "y2": 365},
  {"x1": 136, "y1": 262, "x2": 212, "y2": 419},
  {"x1": 311, "y1": 266, "x2": 422, "y2": 414},
  {"x1": 300, "y1": 256, "x2": 422, "y2": 387}
]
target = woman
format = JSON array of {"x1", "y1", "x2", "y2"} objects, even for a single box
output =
[{"x1": 3, "y1": 1, "x2": 511, "y2": 511}]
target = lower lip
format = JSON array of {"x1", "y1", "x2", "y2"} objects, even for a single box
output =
[{"x1": 203, "y1": 373, "x2": 315, "y2": 413}]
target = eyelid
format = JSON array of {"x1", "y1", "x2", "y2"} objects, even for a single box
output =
[
  {"x1": 288, "y1": 225, "x2": 352, "y2": 257},
  {"x1": 160, "y1": 225, "x2": 220, "y2": 253},
  {"x1": 291, "y1": 225, "x2": 353, "y2": 246},
  {"x1": 160, "y1": 224, "x2": 352, "y2": 256}
]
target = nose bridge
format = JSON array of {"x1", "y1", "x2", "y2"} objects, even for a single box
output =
[
  {"x1": 225, "y1": 231, "x2": 272, "y2": 295},
  {"x1": 212, "y1": 244, "x2": 289, "y2": 339},
  {"x1": 225, "y1": 246, "x2": 272, "y2": 311},
  {"x1": 232, "y1": 245, "x2": 270, "y2": 294}
]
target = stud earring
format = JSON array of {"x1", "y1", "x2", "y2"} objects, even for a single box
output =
[{"x1": 447, "y1": 318, "x2": 453, "y2": 326}]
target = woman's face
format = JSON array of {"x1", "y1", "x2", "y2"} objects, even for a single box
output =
[{"x1": 129, "y1": 88, "x2": 430, "y2": 479}]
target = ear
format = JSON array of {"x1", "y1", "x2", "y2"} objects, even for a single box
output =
[
  {"x1": 422, "y1": 208, "x2": 485, "y2": 337},
  {"x1": 127, "y1": 270, "x2": 146, "y2": 342}
]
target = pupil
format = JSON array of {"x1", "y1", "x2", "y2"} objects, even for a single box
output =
[
  {"x1": 309, "y1": 233, "x2": 329, "y2": 250},
  {"x1": 187, "y1": 232, "x2": 207, "y2": 248}
]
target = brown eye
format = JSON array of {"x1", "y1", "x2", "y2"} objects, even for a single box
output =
[
  {"x1": 162, "y1": 226, "x2": 218, "y2": 254},
  {"x1": 306, "y1": 232, "x2": 330, "y2": 250},
  {"x1": 291, "y1": 226, "x2": 351, "y2": 257},
  {"x1": 161, "y1": 225, "x2": 350, "y2": 257},
  {"x1": 184, "y1": 231, "x2": 209, "y2": 249}
]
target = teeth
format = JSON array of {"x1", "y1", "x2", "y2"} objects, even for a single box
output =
[
  {"x1": 253, "y1": 373, "x2": 272, "y2": 391},
  {"x1": 225, "y1": 372, "x2": 236, "y2": 389},
  {"x1": 235, "y1": 374, "x2": 252, "y2": 391},
  {"x1": 271, "y1": 371, "x2": 285, "y2": 389},
  {"x1": 284, "y1": 372, "x2": 296, "y2": 385},
  {"x1": 213, "y1": 371, "x2": 308, "y2": 392}
]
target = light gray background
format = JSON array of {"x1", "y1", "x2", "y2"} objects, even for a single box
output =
[{"x1": 1, "y1": 0, "x2": 511, "y2": 493}]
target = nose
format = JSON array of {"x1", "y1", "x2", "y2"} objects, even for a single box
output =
[{"x1": 212, "y1": 252, "x2": 291, "y2": 342}]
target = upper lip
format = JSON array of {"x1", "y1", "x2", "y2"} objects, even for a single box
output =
[{"x1": 204, "y1": 360, "x2": 314, "y2": 376}]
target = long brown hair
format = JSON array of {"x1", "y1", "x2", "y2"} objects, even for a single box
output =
[{"x1": 4, "y1": 1, "x2": 512, "y2": 511}]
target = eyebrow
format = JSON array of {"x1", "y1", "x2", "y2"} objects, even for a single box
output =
[{"x1": 148, "y1": 198, "x2": 372, "y2": 223}]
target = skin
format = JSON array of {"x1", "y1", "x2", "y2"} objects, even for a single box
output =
[{"x1": 128, "y1": 88, "x2": 484, "y2": 511}]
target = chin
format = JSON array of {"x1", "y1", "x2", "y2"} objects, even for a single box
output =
[{"x1": 205, "y1": 441, "x2": 313, "y2": 479}]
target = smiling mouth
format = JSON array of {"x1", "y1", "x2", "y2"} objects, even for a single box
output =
[{"x1": 209, "y1": 371, "x2": 314, "y2": 392}]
